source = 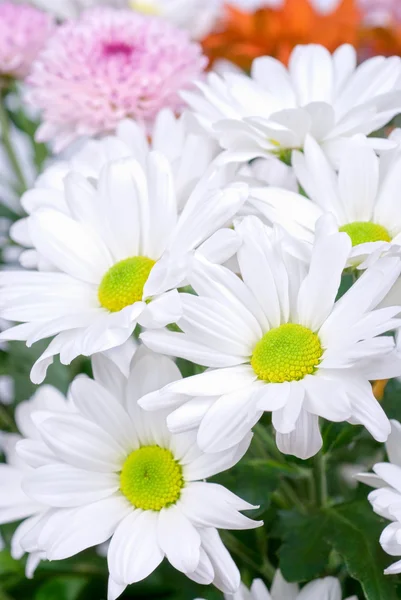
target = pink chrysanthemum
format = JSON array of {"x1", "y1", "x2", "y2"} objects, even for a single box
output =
[
  {"x1": 27, "y1": 7, "x2": 208, "y2": 151},
  {"x1": 0, "y1": 2, "x2": 54, "y2": 80},
  {"x1": 359, "y1": 0, "x2": 401, "y2": 25}
]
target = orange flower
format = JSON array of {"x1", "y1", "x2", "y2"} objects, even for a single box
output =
[
  {"x1": 203, "y1": 0, "x2": 361, "y2": 70},
  {"x1": 361, "y1": 24, "x2": 401, "y2": 57}
]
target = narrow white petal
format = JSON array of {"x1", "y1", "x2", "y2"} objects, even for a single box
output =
[
  {"x1": 180, "y1": 482, "x2": 261, "y2": 530},
  {"x1": 108, "y1": 511, "x2": 163, "y2": 585},
  {"x1": 157, "y1": 505, "x2": 201, "y2": 573},
  {"x1": 23, "y1": 464, "x2": 119, "y2": 507},
  {"x1": 47, "y1": 496, "x2": 131, "y2": 560},
  {"x1": 197, "y1": 387, "x2": 262, "y2": 453},
  {"x1": 200, "y1": 528, "x2": 241, "y2": 595},
  {"x1": 276, "y1": 410, "x2": 322, "y2": 460}
]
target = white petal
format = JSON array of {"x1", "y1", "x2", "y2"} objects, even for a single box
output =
[
  {"x1": 108, "y1": 578, "x2": 126, "y2": 600},
  {"x1": 303, "y1": 373, "x2": 352, "y2": 422},
  {"x1": 69, "y1": 377, "x2": 136, "y2": 452},
  {"x1": 23, "y1": 464, "x2": 119, "y2": 507},
  {"x1": 297, "y1": 227, "x2": 351, "y2": 331},
  {"x1": 164, "y1": 365, "x2": 257, "y2": 397},
  {"x1": 36, "y1": 413, "x2": 126, "y2": 472},
  {"x1": 184, "y1": 432, "x2": 252, "y2": 481},
  {"x1": 157, "y1": 505, "x2": 201, "y2": 573},
  {"x1": 46, "y1": 496, "x2": 131, "y2": 560},
  {"x1": 338, "y1": 142, "x2": 379, "y2": 222},
  {"x1": 276, "y1": 410, "x2": 322, "y2": 460},
  {"x1": 138, "y1": 291, "x2": 182, "y2": 328},
  {"x1": 180, "y1": 482, "x2": 261, "y2": 530},
  {"x1": 236, "y1": 216, "x2": 289, "y2": 328},
  {"x1": 29, "y1": 210, "x2": 112, "y2": 283},
  {"x1": 108, "y1": 511, "x2": 164, "y2": 585},
  {"x1": 270, "y1": 570, "x2": 299, "y2": 600},
  {"x1": 297, "y1": 577, "x2": 341, "y2": 600},
  {"x1": 272, "y1": 382, "x2": 304, "y2": 434},
  {"x1": 386, "y1": 420, "x2": 401, "y2": 468},
  {"x1": 197, "y1": 387, "x2": 262, "y2": 453},
  {"x1": 141, "y1": 329, "x2": 244, "y2": 368},
  {"x1": 200, "y1": 528, "x2": 241, "y2": 595}
]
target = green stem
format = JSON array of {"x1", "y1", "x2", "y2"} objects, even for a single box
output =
[
  {"x1": 0, "y1": 405, "x2": 17, "y2": 432},
  {"x1": 222, "y1": 532, "x2": 275, "y2": 581},
  {"x1": 0, "y1": 94, "x2": 27, "y2": 195},
  {"x1": 280, "y1": 479, "x2": 307, "y2": 514},
  {"x1": 314, "y1": 451, "x2": 328, "y2": 507},
  {"x1": 253, "y1": 424, "x2": 285, "y2": 462}
]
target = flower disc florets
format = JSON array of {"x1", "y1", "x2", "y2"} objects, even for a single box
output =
[
  {"x1": 98, "y1": 256, "x2": 155, "y2": 312},
  {"x1": 0, "y1": 3, "x2": 54, "y2": 80},
  {"x1": 251, "y1": 323, "x2": 323, "y2": 383},
  {"x1": 120, "y1": 445, "x2": 184, "y2": 510},
  {"x1": 339, "y1": 222, "x2": 391, "y2": 247},
  {"x1": 27, "y1": 7, "x2": 207, "y2": 149}
]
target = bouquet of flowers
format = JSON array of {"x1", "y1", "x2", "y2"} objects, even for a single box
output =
[{"x1": 2, "y1": 1, "x2": 401, "y2": 600}]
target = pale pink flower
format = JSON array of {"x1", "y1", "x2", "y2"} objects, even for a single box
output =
[
  {"x1": 359, "y1": 0, "x2": 401, "y2": 25},
  {"x1": 27, "y1": 7, "x2": 207, "y2": 151},
  {"x1": 0, "y1": 2, "x2": 54, "y2": 80}
]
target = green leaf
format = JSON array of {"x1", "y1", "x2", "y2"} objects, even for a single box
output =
[
  {"x1": 322, "y1": 501, "x2": 400, "y2": 600},
  {"x1": 35, "y1": 576, "x2": 88, "y2": 600},
  {"x1": 278, "y1": 510, "x2": 331, "y2": 582},
  {"x1": 382, "y1": 378, "x2": 401, "y2": 423},
  {"x1": 0, "y1": 550, "x2": 24, "y2": 576}
]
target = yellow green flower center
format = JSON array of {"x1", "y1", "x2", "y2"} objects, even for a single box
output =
[
  {"x1": 98, "y1": 256, "x2": 155, "y2": 313},
  {"x1": 339, "y1": 222, "x2": 391, "y2": 247},
  {"x1": 120, "y1": 446, "x2": 184, "y2": 511},
  {"x1": 129, "y1": 0, "x2": 161, "y2": 15},
  {"x1": 251, "y1": 323, "x2": 323, "y2": 383}
]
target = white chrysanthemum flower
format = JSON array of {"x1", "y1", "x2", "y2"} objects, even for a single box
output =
[
  {"x1": 183, "y1": 44, "x2": 401, "y2": 166},
  {"x1": 0, "y1": 151, "x2": 247, "y2": 383},
  {"x1": 197, "y1": 570, "x2": 357, "y2": 600},
  {"x1": 140, "y1": 215, "x2": 401, "y2": 459},
  {"x1": 130, "y1": 0, "x2": 223, "y2": 40},
  {"x1": 250, "y1": 135, "x2": 401, "y2": 267},
  {"x1": 11, "y1": 110, "x2": 220, "y2": 270},
  {"x1": 356, "y1": 419, "x2": 401, "y2": 574},
  {"x1": 0, "y1": 385, "x2": 71, "y2": 577},
  {"x1": 19, "y1": 348, "x2": 259, "y2": 600}
]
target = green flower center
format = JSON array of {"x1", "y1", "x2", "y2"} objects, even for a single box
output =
[
  {"x1": 251, "y1": 323, "x2": 323, "y2": 383},
  {"x1": 98, "y1": 256, "x2": 155, "y2": 313},
  {"x1": 120, "y1": 446, "x2": 184, "y2": 511},
  {"x1": 339, "y1": 222, "x2": 391, "y2": 247}
]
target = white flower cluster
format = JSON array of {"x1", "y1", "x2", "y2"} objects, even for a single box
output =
[
  {"x1": 2, "y1": 41, "x2": 401, "y2": 598},
  {"x1": 357, "y1": 420, "x2": 401, "y2": 575}
]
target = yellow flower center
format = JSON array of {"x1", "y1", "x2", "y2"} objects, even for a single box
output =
[
  {"x1": 129, "y1": 0, "x2": 161, "y2": 15},
  {"x1": 339, "y1": 222, "x2": 391, "y2": 247},
  {"x1": 98, "y1": 256, "x2": 155, "y2": 313},
  {"x1": 251, "y1": 323, "x2": 323, "y2": 383},
  {"x1": 120, "y1": 446, "x2": 184, "y2": 511}
]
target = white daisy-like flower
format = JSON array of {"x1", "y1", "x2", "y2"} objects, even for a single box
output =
[
  {"x1": 140, "y1": 215, "x2": 401, "y2": 459},
  {"x1": 249, "y1": 135, "x2": 401, "y2": 267},
  {"x1": 0, "y1": 384, "x2": 71, "y2": 577},
  {"x1": 183, "y1": 43, "x2": 401, "y2": 166},
  {"x1": 130, "y1": 0, "x2": 223, "y2": 40},
  {"x1": 356, "y1": 419, "x2": 401, "y2": 575},
  {"x1": 18, "y1": 347, "x2": 259, "y2": 600},
  {"x1": 0, "y1": 150, "x2": 247, "y2": 383},
  {"x1": 197, "y1": 570, "x2": 357, "y2": 600},
  {"x1": 11, "y1": 110, "x2": 220, "y2": 270}
]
